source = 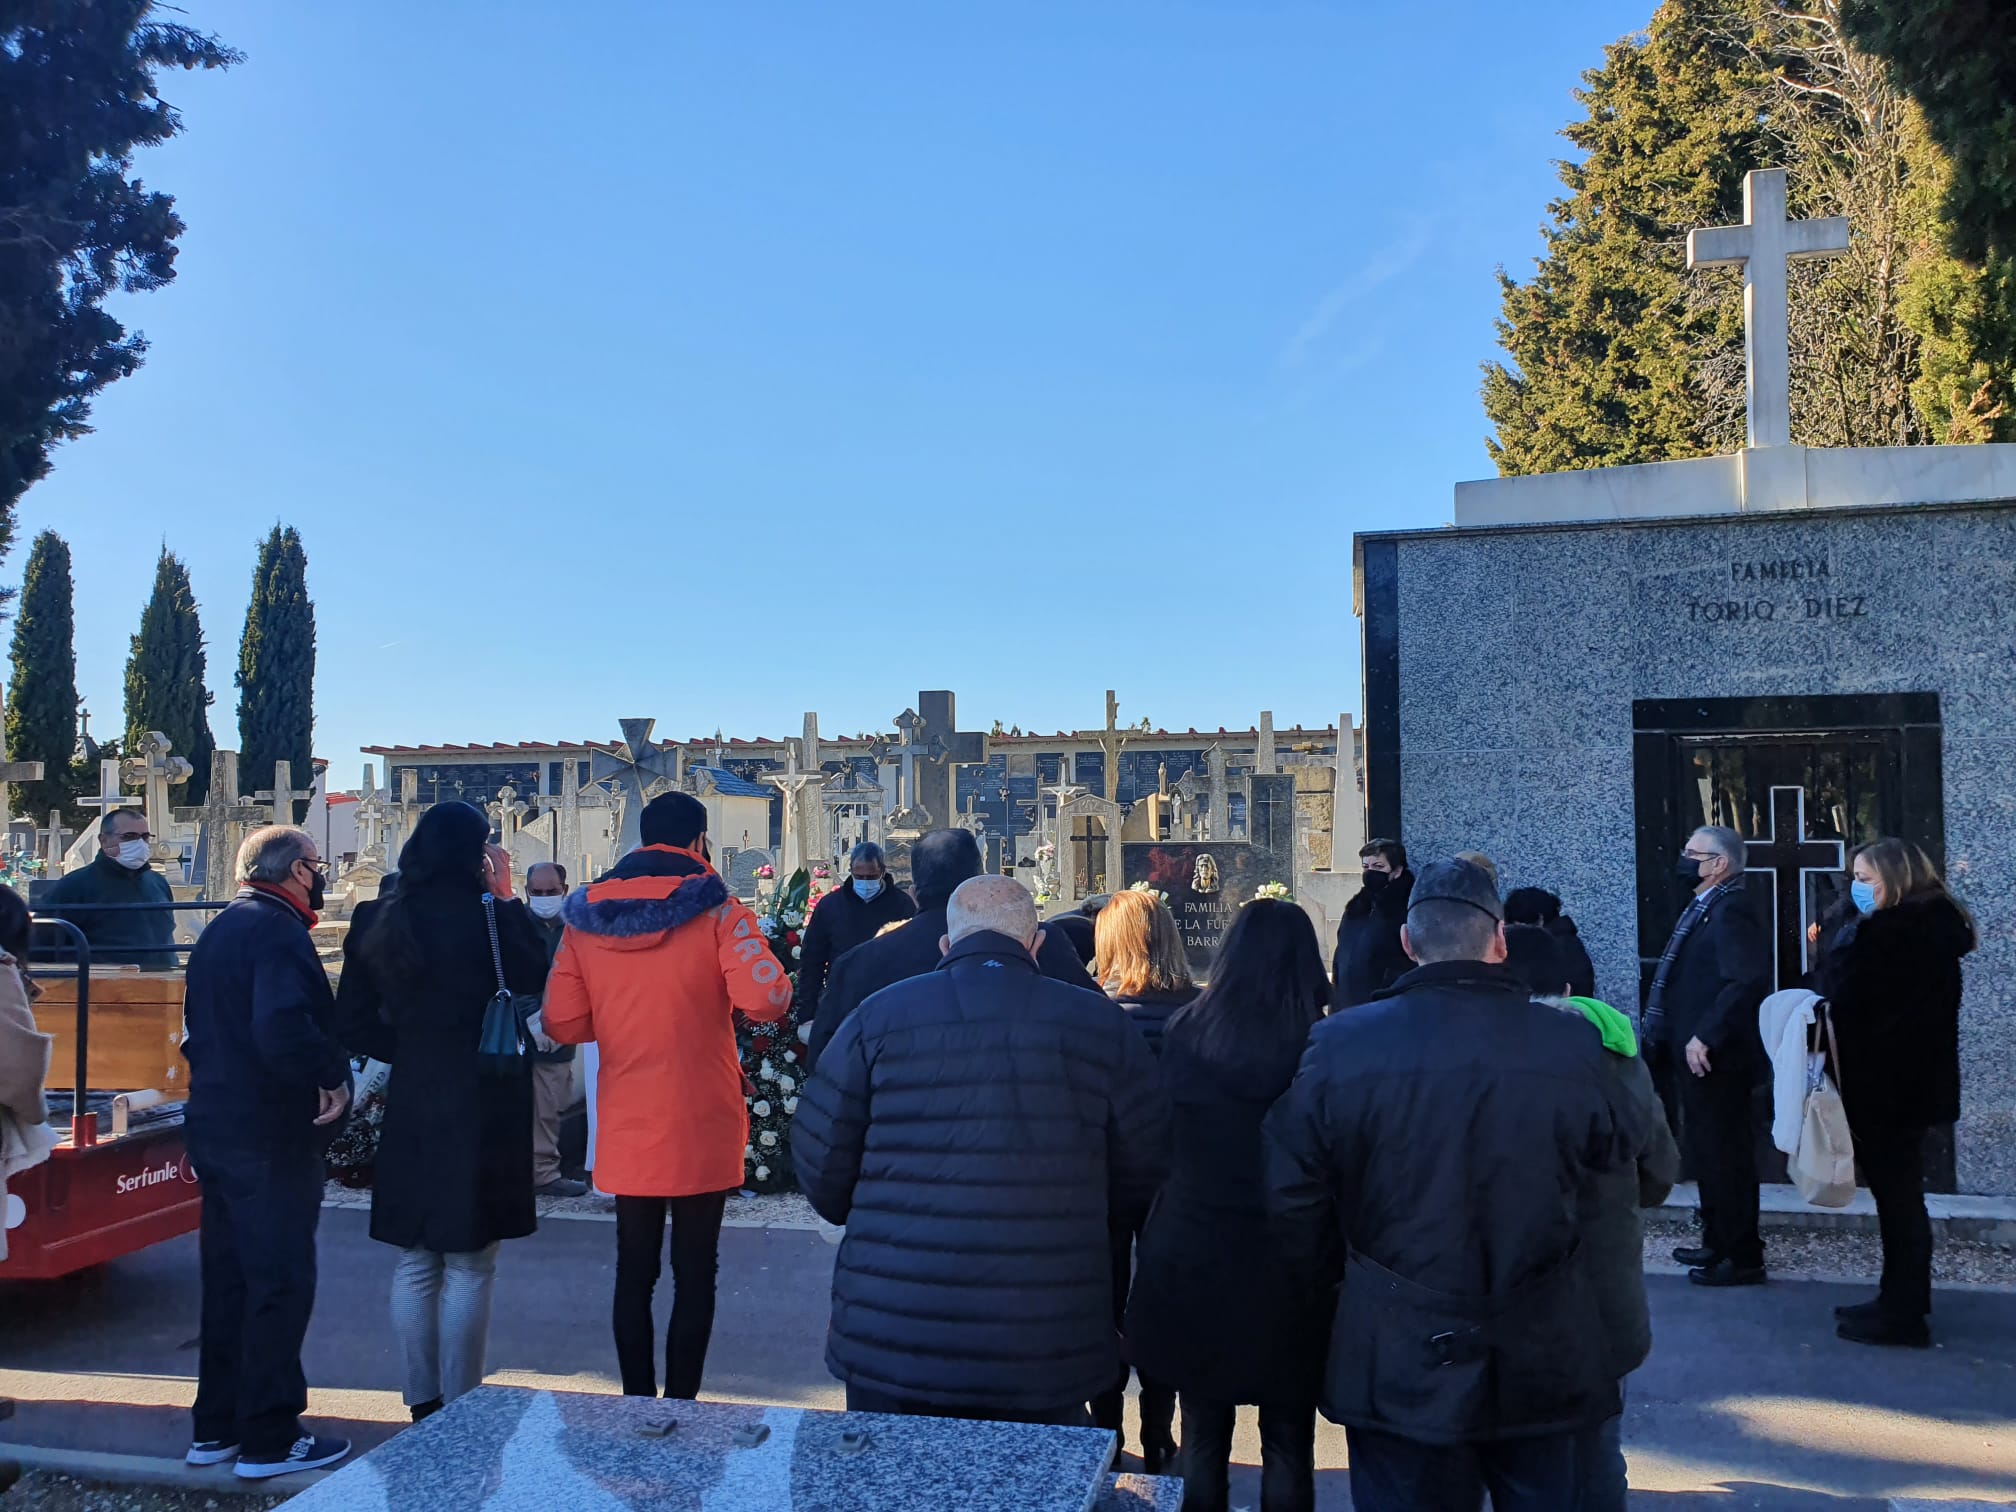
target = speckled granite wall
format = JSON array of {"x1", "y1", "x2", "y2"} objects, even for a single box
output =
[{"x1": 1374, "y1": 500, "x2": 2016, "y2": 1195}]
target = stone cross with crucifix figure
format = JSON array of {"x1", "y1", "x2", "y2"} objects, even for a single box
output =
[
  {"x1": 762, "y1": 739, "x2": 828, "y2": 876},
  {"x1": 1687, "y1": 168, "x2": 1851, "y2": 451}
]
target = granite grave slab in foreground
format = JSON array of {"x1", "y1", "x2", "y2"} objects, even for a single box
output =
[{"x1": 278, "y1": 1387, "x2": 1150, "y2": 1511}]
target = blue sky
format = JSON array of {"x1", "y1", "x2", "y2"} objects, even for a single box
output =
[{"x1": 20, "y1": 0, "x2": 1650, "y2": 787}]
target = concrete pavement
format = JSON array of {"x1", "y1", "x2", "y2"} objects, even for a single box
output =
[{"x1": 3, "y1": 1207, "x2": 2013, "y2": 1508}]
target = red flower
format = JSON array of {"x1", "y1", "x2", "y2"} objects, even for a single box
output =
[{"x1": 785, "y1": 930, "x2": 801, "y2": 947}]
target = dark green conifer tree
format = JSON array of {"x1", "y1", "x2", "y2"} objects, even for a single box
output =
[
  {"x1": 124, "y1": 548, "x2": 215, "y2": 802},
  {"x1": 235, "y1": 526, "x2": 315, "y2": 815},
  {"x1": 5, "y1": 531, "x2": 79, "y2": 823}
]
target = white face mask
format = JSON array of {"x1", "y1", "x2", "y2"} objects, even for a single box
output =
[
  {"x1": 852, "y1": 877, "x2": 881, "y2": 901},
  {"x1": 115, "y1": 838, "x2": 152, "y2": 870},
  {"x1": 528, "y1": 894, "x2": 565, "y2": 920}
]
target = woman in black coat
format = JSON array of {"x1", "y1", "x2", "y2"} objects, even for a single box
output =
[
  {"x1": 1126, "y1": 900, "x2": 1332, "y2": 1512},
  {"x1": 1817, "y1": 838, "x2": 1976, "y2": 1349},
  {"x1": 336, "y1": 802, "x2": 549, "y2": 1418},
  {"x1": 1087, "y1": 889, "x2": 1199, "y2": 1469}
]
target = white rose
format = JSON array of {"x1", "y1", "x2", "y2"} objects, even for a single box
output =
[
  {"x1": 777, "y1": 1076, "x2": 795, "y2": 1095},
  {"x1": 758, "y1": 916, "x2": 777, "y2": 937},
  {"x1": 744, "y1": 1145, "x2": 754, "y2": 1159},
  {"x1": 783, "y1": 1050, "x2": 797, "y2": 1064},
  {"x1": 752, "y1": 1100, "x2": 772, "y2": 1117},
  {"x1": 784, "y1": 1097, "x2": 799, "y2": 1114},
  {"x1": 759, "y1": 1131, "x2": 778, "y2": 1148},
  {"x1": 792, "y1": 945, "x2": 802, "y2": 960},
  {"x1": 755, "y1": 1165, "x2": 770, "y2": 1181},
  {"x1": 760, "y1": 1059, "x2": 775, "y2": 1077}
]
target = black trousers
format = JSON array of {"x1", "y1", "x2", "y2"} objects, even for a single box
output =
[
  {"x1": 843, "y1": 1381, "x2": 1090, "y2": 1427},
  {"x1": 1857, "y1": 1123, "x2": 1933, "y2": 1320},
  {"x1": 1089, "y1": 1216, "x2": 1175, "y2": 1453},
  {"x1": 1346, "y1": 1425, "x2": 1583, "y2": 1512},
  {"x1": 187, "y1": 1131, "x2": 325, "y2": 1458},
  {"x1": 613, "y1": 1190, "x2": 730, "y2": 1399},
  {"x1": 1677, "y1": 1059, "x2": 1764, "y2": 1269},
  {"x1": 1180, "y1": 1398, "x2": 1317, "y2": 1512}
]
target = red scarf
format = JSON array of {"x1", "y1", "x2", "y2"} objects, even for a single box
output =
[{"x1": 247, "y1": 880, "x2": 319, "y2": 928}]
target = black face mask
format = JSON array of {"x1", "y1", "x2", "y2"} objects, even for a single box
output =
[
  {"x1": 1361, "y1": 870, "x2": 1391, "y2": 894},
  {"x1": 308, "y1": 872, "x2": 327, "y2": 911},
  {"x1": 1674, "y1": 856, "x2": 1703, "y2": 885}
]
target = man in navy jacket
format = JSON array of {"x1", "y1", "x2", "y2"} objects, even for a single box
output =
[{"x1": 181, "y1": 826, "x2": 353, "y2": 1481}]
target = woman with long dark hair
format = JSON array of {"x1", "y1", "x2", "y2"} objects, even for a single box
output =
[
  {"x1": 1086, "y1": 889, "x2": 1197, "y2": 1468},
  {"x1": 1817, "y1": 838, "x2": 1977, "y2": 1348},
  {"x1": 336, "y1": 802, "x2": 549, "y2": 1418},
  {"x1": 1126, "y1": 899, "x2": 1331, "y2": 1512}
]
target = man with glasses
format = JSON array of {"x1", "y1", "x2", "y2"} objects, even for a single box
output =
[
  {"x1": 41, "y1": 807, "x2": 177, "y2": 968},
  {"x1": 1645, "y1": 825, "x2": 1772, "y2": 1288}
]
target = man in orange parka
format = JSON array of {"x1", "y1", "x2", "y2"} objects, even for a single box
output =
[{"x1": 542, "y1": 791, "x2": 791, "y2": 1399}]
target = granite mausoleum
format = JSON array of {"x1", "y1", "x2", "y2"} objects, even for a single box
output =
[{"x1": 1355, "y1": 169, "x2": 2016, "y2": 1196}]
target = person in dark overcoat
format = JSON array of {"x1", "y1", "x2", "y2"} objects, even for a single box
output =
[
  {"x1": 795, "y1": 842, "x2": 915, "y2": 1026},
  {"x1": 1127, "y1": 899, "x2": 1332, "y2": 1512},
  {"x1": 1816, "y1": 838, "x2": 1976, "y2": 1348},
  {"x1": 336, "y1": 802, "x2": 548, "y2": 1419},
  {"x1": 1330, "y1": 839, "x2": 1412, "y2": 1007}
]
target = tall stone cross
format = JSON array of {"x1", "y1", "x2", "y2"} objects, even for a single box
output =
[
  {"x1": 39, "y1": 811, "x2": 73, "y2": 870},
  {"x1": 1206, "y1": 744, "x2": 1229, "y2": 841},
  {"x1": 353, "y1": 762, "x2": 388, "y2": 859},
  {"x1": 174, "y1": 751, "x2": 266, "y2": 901},
  {"x1": 801, "y1": 712, "x2": 822, "y2": 772},
  {"x1": 1254, "y1": 711, "x2": 1278, "y2": 775},
  {"x1": 1095, "y1": 690, "x2": 1128, "y2": 802},
  {"x1": 1687, "y1": 168, "x2": 1850, "y2": 450},
  {"x1": 590, "y1": 719, "x2": 682, "y2": 855},
  {"x1": 255, "y1": 760, "x2": 314, "y2": 828},
  {"x1": 385, "y1": 768, "x2": 424, "y2": 867},
  {"x1": 872, "y1": 709, "x2": 936, "y2": 819},
  {"x1": 121, "y1": 731, "x2": 194, "y2": 859},
  {"x1": 79, "y1": 758, "x2": 140, "y2": 838},
  {"x1": 1744, "y1": 786, "x2": 1846, "y2": 993},
  {"x1": 914, "y1": 690, "x2": 988, "y2": 830},
  {"x1": 547, "y1": 757, "x2": 584, "y2": 879}
]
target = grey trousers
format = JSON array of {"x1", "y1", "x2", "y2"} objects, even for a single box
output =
[
  {"x1": 532, "y1": 1059, "x2": 572, "y2": 1187},
  {"x1": 390, "y1": 1244, "x2": 499, "y2": 1407}
]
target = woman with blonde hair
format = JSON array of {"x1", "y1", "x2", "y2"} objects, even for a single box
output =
[
  {"x1": 1816, "y1": 838, "x2": 1976, "y2": 1348},
  {"x1": 1086, "y1": 888, "x2": 1196, "y2": 1469}
]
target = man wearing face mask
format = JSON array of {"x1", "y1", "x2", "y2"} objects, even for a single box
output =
[
  {"x1": 1331, "y1": 838, "x2": 1413, "y2": 1008},
  {"x1": 1643, "y1": 825, "x2": 1772, "y2": 1289},
  {"x1": 519, "y1": 862, "x2": 586, "y2": 1198},
  {"x1": 181, "y1": 826, "x2": 353, "y2": 1480},
  {"x1": 41, "y1": 808, "x2": 178, "y2": 969},
  {"x1": 795, "y1": 842, "x2": 916, "y2": 1030}
]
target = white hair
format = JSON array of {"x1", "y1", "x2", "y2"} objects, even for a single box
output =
[
  {"x1": 238, "y1": 825, "x2": 314, "y2": 884},
  {"x1": 945, "y1": 875, "x2": 1038, "y2": 947}
]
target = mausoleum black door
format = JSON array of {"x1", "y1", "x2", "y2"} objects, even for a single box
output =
[{"x1": 1633, "y1": 694, "x2": 1949, "y2": 1186}]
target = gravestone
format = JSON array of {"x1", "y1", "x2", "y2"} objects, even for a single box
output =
[
  {"x1": 914, "y1": 690, "x2": 988, "y2": 830},
  {"x1": 591, "y1": 718, "x2": 682, "y2": 855},
  {"x1": 175, "y1": 751, "x2": 267, "y2": 903},
  {"x1": 725, "y1": 848, "x2": 773, "y2": 900},
  {"x1": 254, "y1": 761, "x2": 314, "y2": 828},
  {"x1": 1122, "y1": 772, "x2": 1295, "y2": 976},
  {"x1": 763, "y1": 740, "x2": 827, "y2": 876},
  {"x1": 1206, "y1": 744, "x2": 1230, "y2": 840},
  {"x1": 276, "y1": 1386, "x2": 1164, "y2": 1512},
  {"x1": 1056, "y1": 792, "x2": 1122, "y2": 906}
]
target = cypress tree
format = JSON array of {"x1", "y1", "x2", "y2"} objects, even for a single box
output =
[
  {"x1": 5, "y1": 531, "x2": 78, "y2": 824},
  {"x1": 1483, "y1": 0, "x2": 2016, "y2": 473},
  {"x1": 124, "y1": 548, "x2": 215, "y2": 803},
  {"x1": 235, "y1": 525, "x2": 315, "y2": 816}
]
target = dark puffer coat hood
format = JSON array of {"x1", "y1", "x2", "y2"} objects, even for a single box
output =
[{"x1": 561, "y1": 845, "x2": 727, "y2": 941}]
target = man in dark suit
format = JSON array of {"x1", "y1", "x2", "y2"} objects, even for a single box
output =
[
  {"x1": 806, "y1": 829, "x2": 1094, "y2": 1070},
  {"x1": 1644, "y1": 825, "x2": 1773, "y2": 1287}
]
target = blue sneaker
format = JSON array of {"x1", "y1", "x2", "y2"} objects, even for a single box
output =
[{"x1": 235, "y1": 1435, "x2": 351, "y2": 1479}]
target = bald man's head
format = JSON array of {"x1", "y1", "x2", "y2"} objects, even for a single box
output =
[{"x1": 944, "y1": 875, "x2": 1041, "y2": 956}]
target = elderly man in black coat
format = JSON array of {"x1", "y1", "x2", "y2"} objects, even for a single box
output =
[
  {"x1": 181, "y1": 826, "x2": 353, "y2": 1481},
  {"x1": 1331, "y1": 838, "x2": 1413, "y2": 1007},
  {"x1": 793, "y1": 875, "x2": 1169, "y2": 1423},
  {"x1": 1643, "y1": 825, "x2": 1773, "y2": 1288},
  {"x1": 804, "y1": 829, "x2": 1093, "y2": 1069}
]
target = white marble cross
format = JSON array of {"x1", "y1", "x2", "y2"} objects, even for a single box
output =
[
  {"x1": 79, "y1": 758, "x2": 140, "y2": 829},
  {"x1": 121, "y1": 731, "x2": 194, "y2": 858},
  {"x1": 1687, "y1": 168, "x2": 1850, "y2": 450}
]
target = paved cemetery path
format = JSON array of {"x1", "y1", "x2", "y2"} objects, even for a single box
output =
[{"x1": 4, "y1": 1207, "x2": 2014, "y2": 1508}]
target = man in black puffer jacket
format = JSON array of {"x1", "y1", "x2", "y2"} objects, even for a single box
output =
[
  {"x1": 805, "y1": 829, "x2": 1093, "y2": 1070},
  {"x1": 794, "y1": 875, "x2": 1169, "y2": 1422},
  {"x1": 1331, "y1": 838, "x2": 1414, "y2": 1007}
]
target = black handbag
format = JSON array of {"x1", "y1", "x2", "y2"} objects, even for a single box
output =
[{"x1": 476, "y1": 893, "x2": 527, "y2": 1078}]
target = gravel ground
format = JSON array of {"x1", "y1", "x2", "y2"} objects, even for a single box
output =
[
  {"x1": 1643, "y1": 1214, "x2": 2016, "y2": 1286},
  {"x1": 0, "y1": 1472, "x2": 285, "y2": 1511}
]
